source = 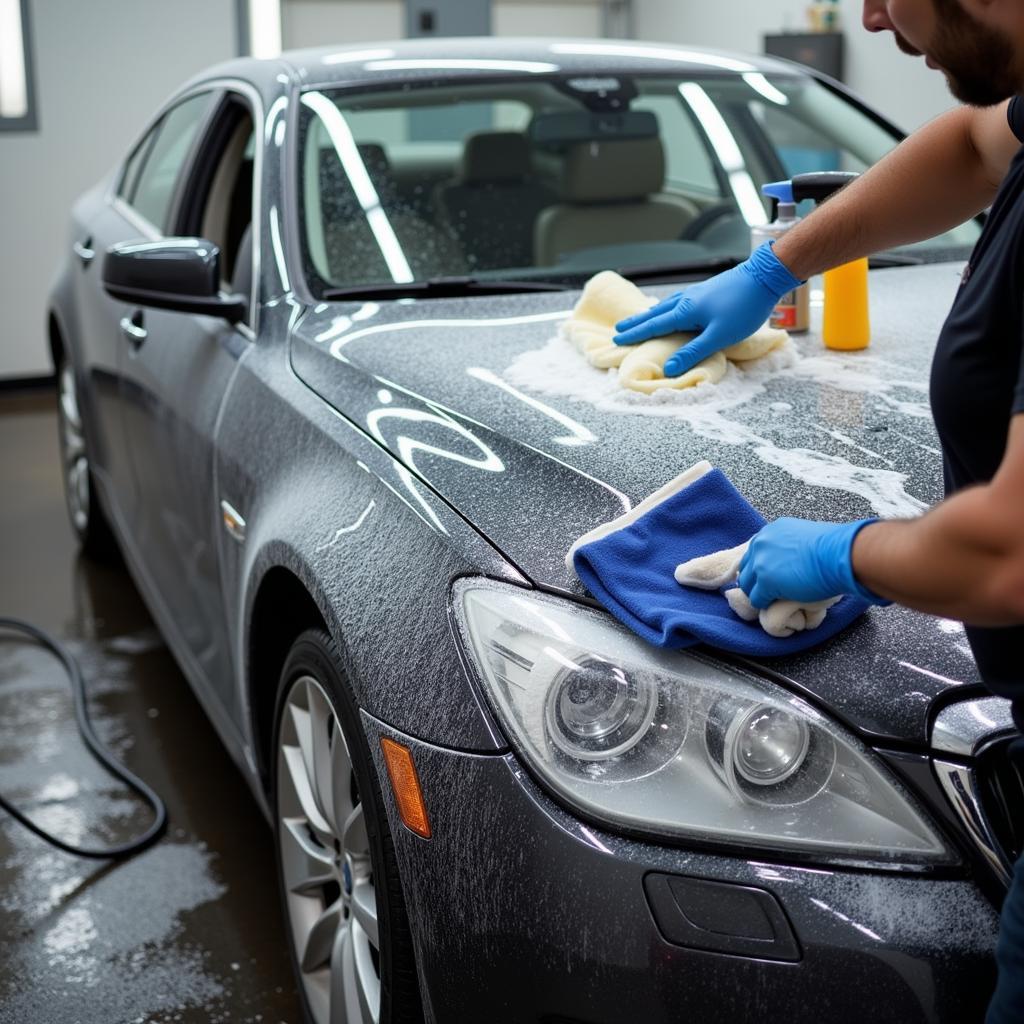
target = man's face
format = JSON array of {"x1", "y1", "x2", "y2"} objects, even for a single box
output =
[{"x1": 862, "y1": 0, "x2": 1021, "y2": 106}]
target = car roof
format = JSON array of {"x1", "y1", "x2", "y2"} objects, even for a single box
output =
[{"x1": 197, "y1": 36, "x2": 806, "y2": 92}]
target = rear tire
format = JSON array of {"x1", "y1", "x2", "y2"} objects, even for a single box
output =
[
  {"x1": 272, "y1": 628, "x2": 424, "y2": 1024},
  {"x1": 56, "y1": 356, "x2": 118, "y2": 560}
]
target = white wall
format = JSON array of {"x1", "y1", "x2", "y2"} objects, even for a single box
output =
[
  {"x1": 282, "y1": 0, "x2": 404, "y2": 47},
  {"x1": 0, "y1": 0, "x2": 237, "y2": 380},
  {"x1": 633, "y1": 0, "x2": 957, "y2": 134},
  {"x1": 494, "y1": 1, "x2": 602, "y2": 37},
  {"x1": 282, "y1": 0, "x2": 602, "y2": 47}
]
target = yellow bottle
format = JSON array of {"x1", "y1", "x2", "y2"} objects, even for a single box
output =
[{"x1": 823, "y1": 257, "x2": 870, "y2": 350}]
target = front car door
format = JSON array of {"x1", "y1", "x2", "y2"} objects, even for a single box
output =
[
  {"x1": 71, "y1": 90, "x2": 216, "y2": 531},
  {"x1": 115, "y1": 84, "x2": 260, "y2": 713}
]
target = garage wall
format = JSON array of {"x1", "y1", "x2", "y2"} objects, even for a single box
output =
[
  {"x1": 633, "y1": 0, "x2": 957, "y2": 134},
  {"x1": 282, "y1": 1, "x2": 404, "y2": 48},
  {"x1": 494, "y1": 1, "x2": 602, "y2": 37},
  {"x1": 281, "y1": 0, "x2": 602, "y2": 48},
  {"x1": 0, "y1": 0, "x2": 238, "y2": 381}
]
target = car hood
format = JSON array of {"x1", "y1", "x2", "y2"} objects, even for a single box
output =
[{"x1": 290, "y1": 263, "x2": 981, "y2": 746}]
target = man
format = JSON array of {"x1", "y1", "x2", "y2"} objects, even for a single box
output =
[{"x1": 612, "y1": 2, "x2": 1024, "y2": 1020}]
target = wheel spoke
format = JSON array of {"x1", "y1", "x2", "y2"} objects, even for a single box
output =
[
  {"x1": 282, "y1": 743, "x2": 333, "y2": 840},
  {"x1": 350, "y1": 878, "x2": 379, "y2": 949},
  {"x1": 280, "y1": 817, "x2": 334, "y2": 895},
  {"x1": 302, "y1": 898, "x2": 343, "y2": 973},
  {"x1": 341, "y1": 804, "x2": 368, "y2": 857},
  {"x1": 353, "y1": 921, "x2": 382, "y2": 1024},
  {"x1": 308, "y1": 684, "x2": 342, "y2": 835},
  {"x1": 331, "y1": 925, "x2": 361, "y2": 1024},
  {"x1": 330, "y1": 727, "x2": 355, "y2": 838}
]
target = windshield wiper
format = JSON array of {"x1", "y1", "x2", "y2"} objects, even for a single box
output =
[
  {"x1": 322, "y1": 276, "x2": 570, "y2": 300},
  {"x1": 618, "y1": 257, "x2": 744, "y2": 283}
]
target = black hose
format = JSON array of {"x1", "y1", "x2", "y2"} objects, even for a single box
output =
[{"x1": 0, "y1": 617, "x2": 167, "y2": 858}]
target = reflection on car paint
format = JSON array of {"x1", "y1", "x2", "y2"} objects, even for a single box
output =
[
  {"x1": 363, "y1": 58, "x2": 559, "y2": 74},
  {"x1": 321, "y1": 48, "x2": 396, "y2": 67},
  {"x1": 466, "y1": 366, "x2": 597, "y2": 448},
  {"x1": 313, "y1": 302, "x2": 380, "y2": 344},
  {"x1": 327, "y1": 309, "x2": 569, "y2": 359},
  {"x1": 268, "y1": 204, "x2": 290, "y2": 294},
  {"x1": 316, "y1": 499, "x2": 376, "y2": 552},
  {"x1": 263, "y1": 95, "x2": 287, "y2": 144},
  {"x1": 549, "y1": 42, "x2": 755, "y2": 73}
]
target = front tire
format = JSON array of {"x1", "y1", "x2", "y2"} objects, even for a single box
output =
[{"x1": 272, "y1": 628, "x2": 423, "y2": 1024}]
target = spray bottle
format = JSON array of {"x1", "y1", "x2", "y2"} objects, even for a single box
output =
[
  {"x1": 752, "y1": 181, "x2": 810, "y2": 332},
  {"x1": 790, "y1": 171, "x2": 871, "y2": 351}
]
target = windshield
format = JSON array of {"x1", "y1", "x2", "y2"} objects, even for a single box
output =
[{"x1": 296, "y1": 73, "x2": 979, "y2": 296}]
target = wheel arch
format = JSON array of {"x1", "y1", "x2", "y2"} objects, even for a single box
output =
[
  {"x1": 48, "y1": 308, "x2": 68, "y2": 369},
  {"x1": 246, "y1": 562, "x2": 329, "y2": 795}
]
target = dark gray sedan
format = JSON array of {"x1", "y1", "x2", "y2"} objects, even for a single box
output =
[{"x1": 48, "y1": 36, "x2": 1013, "y2": 1024}]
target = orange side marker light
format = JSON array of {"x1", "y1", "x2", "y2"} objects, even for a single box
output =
[{"x1": 380, "y1": 736, "x2": 431, "y2": 839}]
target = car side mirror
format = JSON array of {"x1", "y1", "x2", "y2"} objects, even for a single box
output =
[{"x1": 102, "y1": 237, "x2": 247, "y2": 324}]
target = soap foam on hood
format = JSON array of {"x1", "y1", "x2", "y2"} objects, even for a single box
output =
[{"x1": 504, "y1": 331, "x2": 932, "y2": 519}]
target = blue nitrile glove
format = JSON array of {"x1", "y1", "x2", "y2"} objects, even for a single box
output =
[
  {"x1": 613, "y1": 241, "x2": 802, "y2": 377},
  {"x1": 737, "y1": 517, "x2": 890, "y2": 609}
]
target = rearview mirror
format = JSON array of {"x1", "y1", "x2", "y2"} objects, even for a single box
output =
[{"x1": 102, "y1": 237, "x2": 247, "y2": 324}]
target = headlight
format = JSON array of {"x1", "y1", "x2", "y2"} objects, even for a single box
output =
[{"x1": 454, "y1": 579, "x2": 953, "y2": 866}]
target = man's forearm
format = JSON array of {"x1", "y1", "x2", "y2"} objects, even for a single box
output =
[
  {"x1": 852, "y1": 486, "x2": 1024, "y2": 626},
  {"x1": 775, "y1": 106, "x2": 1001, "y2": 281}
]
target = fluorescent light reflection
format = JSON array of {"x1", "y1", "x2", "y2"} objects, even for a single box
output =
[
  {"x1": 302, "y1": 91, "x2": 413, "y2": 283},
  {"x1": 466, "y1": 367, "x2": 596, "y2": 447},
  {"x1": 679, "y1": 82, "x2": 767, "y2": 226},
  {"x1": 323, "y1": 48, "x2": 396, "y2": 66},
  {"x1": 268, "y1": 204, "x2": 290, "y2": 292},
  {"x1": 248, "y1": 0, "x2": 282, "y2": 59},
  {"x1": 327, "y1": 309, "x2": 567, "y2": 359},
  {"x1": 0, "y1": 0, "x2": 28, "y2": 118},
  {"x1": 550, "y1": 42, "x2": 754, "y2": 73},
  {"x1": 742, "y1": 72, "x2": 789, "y2": 106},
  {"x1": 365, "y1": 58, "x2": 557, "y2": 74}
]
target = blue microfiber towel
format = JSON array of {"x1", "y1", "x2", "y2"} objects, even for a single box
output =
[{"x1": 570, "y1": 464, "x2": 870, "y2": 656}]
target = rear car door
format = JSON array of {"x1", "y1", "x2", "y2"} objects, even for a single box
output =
[{"x1": 116, "y1": 87, "x2": 258, "y2": 710}]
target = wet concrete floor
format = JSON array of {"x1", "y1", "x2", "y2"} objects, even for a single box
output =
[{"x1": 0, "y1": 389, "x2": 303, "y2": 1022}]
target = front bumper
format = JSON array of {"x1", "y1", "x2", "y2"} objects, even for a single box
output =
[{"x1": 364, "y1": 713, "x2": 999, "y2": 1024}]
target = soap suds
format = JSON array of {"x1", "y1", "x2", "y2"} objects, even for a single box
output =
[
  {"x1": 753, "y1": 446, "x2": 928, "y2": 519},
  {"x1": 503, "y1": 332, "x2": 930, "y2": 519}
]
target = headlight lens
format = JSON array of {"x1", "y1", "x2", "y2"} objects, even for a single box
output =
[{"x1": 454, "y1": 579, "x2": 953, "y2": 866}]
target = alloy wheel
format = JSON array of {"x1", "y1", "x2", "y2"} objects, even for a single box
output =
[
  {"x1": 58, "y1": 363, "x2": 90, "y2": 533},
  {"x1": 277, "y1": 674, "x2": 381, "y2": 1024}
]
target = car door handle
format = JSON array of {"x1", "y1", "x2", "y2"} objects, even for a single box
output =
[
  {"x1": 119, "y1": 311, "x2": 147, "y2": 349},
  {"x1": 72, "y1": 237, "x2": 95, "y2": 265}
]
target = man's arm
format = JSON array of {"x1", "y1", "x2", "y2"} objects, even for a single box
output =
[
  {"x1": 776, "y1": 101, "x2": 1019, "y2": 280},
  {"x1": 850, "y1": 416, "x2": 1024, "y2": 626}
]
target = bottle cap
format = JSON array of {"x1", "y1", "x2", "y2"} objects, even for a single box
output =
[{"x1": 762, "y1": 180, "x2": 794, "y2": 204}]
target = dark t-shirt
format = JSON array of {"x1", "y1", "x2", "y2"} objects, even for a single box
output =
[{"x1": 929, "y1": 96, "x2": 1024, "y2": 713}]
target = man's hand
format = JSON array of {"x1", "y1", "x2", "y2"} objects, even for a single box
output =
[
  {"x1": 737, "y1": 517, "x2": 885, "y2": 609},
  {"x1": 611, "y1": 242, "x2": 801, "y2": 377}
]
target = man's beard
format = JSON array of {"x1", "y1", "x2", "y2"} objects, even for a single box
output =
[{"x1": 897, "y1": 4, "x2": 1019, "y2": 106}]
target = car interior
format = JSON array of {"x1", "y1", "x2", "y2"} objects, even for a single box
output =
[{"x1": 299, "y1": 77, "x2": 764, "y2": 292}]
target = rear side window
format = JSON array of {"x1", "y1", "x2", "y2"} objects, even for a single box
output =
[{"x1": 118, "y1": 92, "x2": 212, "y2": 231}]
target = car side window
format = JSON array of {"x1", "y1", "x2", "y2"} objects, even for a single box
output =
[
  {"x1": 119, "y1": 92, "x2": 213, "y2": 232},
  {"x1": 173, "y1": 93, "x2": 256, "y2": 322}
]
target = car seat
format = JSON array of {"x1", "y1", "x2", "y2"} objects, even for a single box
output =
[
  {"x1": 533, "y1": 136, "x2": 699, "y2": 266},
  {"x1": 435, "y1": 131, "x2": 556, "y2": 271},
  {"x1": 318, "y1": 143, "x2": 466, "y2": 283}
]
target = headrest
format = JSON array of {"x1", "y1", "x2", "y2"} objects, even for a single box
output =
[
  {"x1": 357, "y1": 142, "x2": 391, "y2": 180},
  {"x1": 459, "y1": 132, "x2": 531, "y2": 184},
  {"x1": 558, "y1": 136, "x2": 665, "y2": 203}
]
